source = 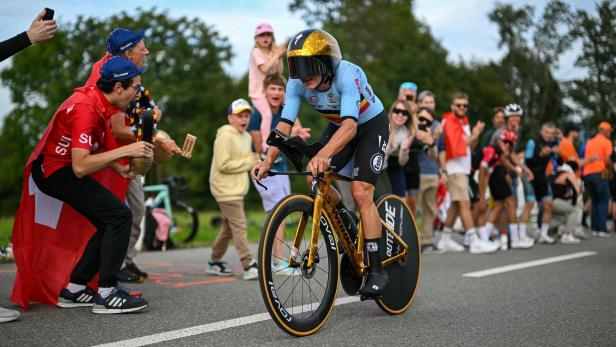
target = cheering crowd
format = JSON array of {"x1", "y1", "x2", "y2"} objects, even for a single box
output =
[{"x1": 1, "y1": 14, "x2": 613, "y2": 322}]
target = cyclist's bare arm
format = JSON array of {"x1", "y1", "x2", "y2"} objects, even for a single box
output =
[{"x1": 308, "y1": 118, "x2": 357, "y2": 176}]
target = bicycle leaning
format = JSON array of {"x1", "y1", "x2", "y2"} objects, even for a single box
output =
[
  {"x1": 143, "y1": 176, "x2": 200, "y2": 247},
  {"x1": 255, "y1": 130, "x2": 422, "y2": 336}
]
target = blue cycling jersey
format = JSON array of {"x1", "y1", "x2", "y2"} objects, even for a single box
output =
[{"x1": 281, "y1": 60, "x2": 384, "y2": 126}]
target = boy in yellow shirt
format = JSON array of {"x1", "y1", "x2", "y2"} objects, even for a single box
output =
[{"x1": 207, "y1": 99, "x2": 259, "y2": 280}]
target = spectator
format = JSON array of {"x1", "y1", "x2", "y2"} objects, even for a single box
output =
[
  {"x1": 525, "y1": 122, "x2": 559, "y2": 244},
  {"x1": 582, "y1": 122, "x2": 613, "y2": 237},
  {"x1": 416, "y1": 107, "x2": 441, "y2": 252},
  {"x1": 397, "y1": 82, "x2": 417, "y2": 102},
  {"x1": 249, "y1": 23, "x2": 286, "y2": 151},
  {"x1": 417, "y1": 90, "x2": 436, "y2": 112},
  {"x1": 550, "y1": 161, "x2": 583, "y2": 243},
  {"x1": 86, "y1": 28, "x2": 181, "y2": 283},
  {"x1": 1, "y1": 9, "x2": 57, "y2": 323},
  {"x1": 481, "y1": 107, "x2": 505, "y2": 148},
  {"x1": 248, "y1": 74, "x2": 310, "y2": 275},
  {"x1": 0, "y1": 9, "x2": 57, "y2": 62},
  {"x1": 400, "y1": 102, "x2": 421, "y2": 213},
  {"x1": 438, "y1": 92, "x2": 497, "y2": 254},
  {"x1": 207, "y1": 98, "x2": 259, "y2": 280},
  {"x1": 385, "y1": 100, "x2": 414, "y2": 197},
  {"x1": 14, "y1": 57, "x2": 151, "y2": 314}
]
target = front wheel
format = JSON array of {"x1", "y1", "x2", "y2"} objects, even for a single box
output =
[
  {"x1": 375, "y1": 194, "x2": 421, "y2": 314},
  {"x1": 258, "y1": 194, "x2": 339, "y2": 336}
]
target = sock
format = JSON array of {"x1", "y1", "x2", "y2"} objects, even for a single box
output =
[
  {"x1": 509, "y1": 223, "x2": 519, "y2": 242},
  {"x1": 480, "y1": 223, "x2": 494, "y2": 242},
  {"x1": 519, "y1": 223, "x2": 527, "y2": 240},
  {"x1": 98, "y1": 286, "x2": 114, "y2": 299},
  {"x1": 442, "y1": 227, "x2": 453, "y2": 236},
  {"x1": 66, "y1": 283, "x2": 85, "y2": 294},
  {"x1": 365, "y1": 238, "x2": 382, "y2": 273},
  {"x1": 540, "y1": 223, "x2": 549, "y2": 238},
  {"x1": 466, "y1": 228, "x2": 477, "y2": 244}
]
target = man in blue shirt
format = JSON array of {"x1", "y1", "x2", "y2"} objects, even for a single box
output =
[
  {"x1": 247, "y1": 74, "x2": 310, "y2": 275},
  {"x1": 252, "y1": 29, "x2": 390, "y2": 297}
]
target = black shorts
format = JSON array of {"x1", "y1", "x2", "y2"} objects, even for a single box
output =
[
  {"x1": 469, "y1": 174, "x2": 480, "y2": 202},
  {"x1": 405, "y1": 171, "x2": 420, "y2": 192},
  {"x1": 318, "y1": 111, "x2": 389, "y2": 186},
  {"x1": 489, "y1": 165, "x2": 513, "y2": 201}
]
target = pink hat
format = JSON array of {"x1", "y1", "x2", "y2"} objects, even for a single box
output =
[{"x1": 255, "y1": 23, "x2": 274, "y2": 37}]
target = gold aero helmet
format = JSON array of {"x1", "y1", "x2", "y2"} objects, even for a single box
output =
[{"x1": 287, "y1": 29, "x2": 342, "y2": 81}]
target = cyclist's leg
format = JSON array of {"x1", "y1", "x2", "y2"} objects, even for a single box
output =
[{"x1": 347, "y1": 112, "x2": 389, "y2": 296}]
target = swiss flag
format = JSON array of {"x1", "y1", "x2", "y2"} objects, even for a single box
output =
[{"x1": 11, "y1": 87, "x2": 129, "y2": 310}]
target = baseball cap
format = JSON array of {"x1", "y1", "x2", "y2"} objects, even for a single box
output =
[
  {"x1": 107, "y1": 28, "x2": 145, "y2": 55},
  {"x1": 598, "y1": 121, "x2": 612, "y2": 131},
  {"x1": 399, "y1": 82, "x2": 417, "y2": 91},
  {"x1": 100, "y1": 56, "x2": 145, "y2": 82},
  {"x1": 227, "y1": 98, "x2": 252, "y2": 115},
  {"x1": 255, "y1": 23, "x2": 274, "y2": 37}
]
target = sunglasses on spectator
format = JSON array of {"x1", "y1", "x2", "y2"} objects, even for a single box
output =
[
  {"x1": 393, "y1": 108, "x2": 410, "y2": 117},
  {"x1": 418, "y1": 116, "x2": 433, "y2": 126},
  {"x1": 503, "y1": 140, "x2": 514, "y2": 146},
  {"x1": 454, "y1": 103, "x2": 468, "y2": 109}
]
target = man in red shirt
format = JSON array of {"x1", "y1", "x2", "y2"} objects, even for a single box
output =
[
  {"x1": 87, "y1": 29, "x2": 180, "y2": 282},
  {"x1": 583, "y1": 122, "x2": 613, "y2": 237},
  {"x1": 31, "y1": 57, "x2": 153, "y2": 314}
]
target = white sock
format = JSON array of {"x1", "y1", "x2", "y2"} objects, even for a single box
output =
[
  {"x1": 66, "y1": 283, "x2": 85, "y2": 294},
  {"x1": 443, "y1": 227, "x2": 453, "y2": 235},
  {"x1": 540, "y1": 223, "x2": 549, "y2": 238},
  {"x1": 519, "y1": 223, "x2": 527, "y2": 240},
  {"x1": 509, "y1": 223, "x2": 519, "y2": 242},
  {"x1": 479, "y1": 223, "x2": 493, "y2": 242},
  {"x1": 98, "y1": 286, "x2": 114, "y2": 299}
]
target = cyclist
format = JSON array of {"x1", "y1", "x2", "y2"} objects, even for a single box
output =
[{"x1": 252, "y1": 29, "x2": 389, "y2": 298}]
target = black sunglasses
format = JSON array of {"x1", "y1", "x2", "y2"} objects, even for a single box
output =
[
  {"x1": 393, "y1": 108, "x2": 410, "y2": 117},
  {"x1": 455, "y1": 103, "x2": 468, "y2": 109},
  {"x1": 418, "y1": 116, "x2": 433, "y2": 126}
]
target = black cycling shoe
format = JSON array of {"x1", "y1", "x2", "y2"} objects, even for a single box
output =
[
  {"x1": 126, "y1": 262, "x2": 148, "y2": 278},
  {"x1": 92, "y1": 288, "x2": 148, "y2": 314},
  {"x1": 116, "y1": 267, "x2": 144, "y2": 283},
  {"x1": 57, "y1": 287, "x2": 96, "y2": 308},
  {"x1": 358, "y1": 269, "x2": 389, "y2": 299}
]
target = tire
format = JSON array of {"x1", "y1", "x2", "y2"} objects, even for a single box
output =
[
  {"x1": 171, "y1": 199, "x2": 200, "y2": 243},
  {"x1": 374, "y1": 194, "x2": 421, "y2": 314},
  {"x1": 258, "y1": 194, "x2": 340, "y2": 336}
]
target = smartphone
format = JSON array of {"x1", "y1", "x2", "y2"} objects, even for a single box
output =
[{"x1": 43, "y1": 8, "x2": 54, "y2": 20}]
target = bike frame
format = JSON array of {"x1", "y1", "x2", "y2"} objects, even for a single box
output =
[
  {"x1": 143, "y1": 184, "x2": 174, "y2": 223},
  {"x1": 286, "y1": 171, "x2": 410, "y2": 277}
]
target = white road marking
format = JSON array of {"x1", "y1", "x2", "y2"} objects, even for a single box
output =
[
  {"x1": 92, "y1": 296, "x2": 361, "y2": 347},
  {"x1": 463, "y1": 251, "x2": 598, "y2": 278}
]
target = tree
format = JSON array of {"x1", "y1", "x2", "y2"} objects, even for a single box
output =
[
  {"x1": 0, "y1": 7, "x2": 238, "y2": 213},
  {"x1": 488, "y1": 0, "x2": 574, "y2": 135},
  {"x1": 568, "y1": 0, "x2": 616, "y2": 126}
]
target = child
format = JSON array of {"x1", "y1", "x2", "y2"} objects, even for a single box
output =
[
  {"x1": 207, "y1": 98, "x2": 259, "y2": 280},
  {"x1": 248, "y1": 23, "x2": 286, "y2": 152}
]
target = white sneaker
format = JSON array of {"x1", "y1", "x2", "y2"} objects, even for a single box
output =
[
  {"x1": 500, "y1": 234, "x2": 508, "y2": 251},
  {"x1": 469, "y1": 234, "x2": 499, "y2": 254},
  {"x1": 561, "y1": 234, "x2": 581, "y2": 244},
  {"x1": 436, "y1": 236, "x2": 465, "y2": 253},
  {"x1": 511, "y1": 236, "x2": 534, "y2": 249},
  {"x1": 538, "y1": 235, "x2": 556, "y2": 245},
  {"x1": 242, "y1": 261, "x2": 258, "y2": 281},
  {"x1": 573, "y1": 227, "x2": 591, "y2": 240},
  {"x1": 272, "y1": 260, "x2": 297, "y2": 276}
]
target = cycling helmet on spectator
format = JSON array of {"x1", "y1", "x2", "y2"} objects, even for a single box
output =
[
  {"x1": 287, "y1": 29, "x2": 341, "y2": 83},
  {"x1": 504, "y1": 103, "x2": 523, "y2": 117}
]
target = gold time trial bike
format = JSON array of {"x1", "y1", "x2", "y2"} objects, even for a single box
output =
[{"x1": 255, "y1": 130, "x2": 421, "y2": 336}]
